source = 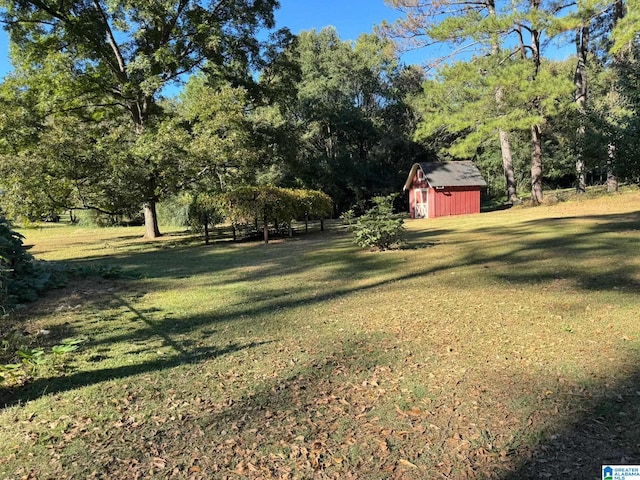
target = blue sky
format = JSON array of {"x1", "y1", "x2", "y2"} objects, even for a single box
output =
[
  {"x1": 0, "y1": 1, "x2": 412, "y2": 81},
  {"x1": 276, "y1": 0, "x2": 401, "y2": 41},
  {"x1": 0, "y1": 0, "x2": 572, "y2": 82}
]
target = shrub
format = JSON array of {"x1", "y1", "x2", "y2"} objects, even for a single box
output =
[
  {"x1": 0, "y1": 214, "x2": 35, "y2": 312},
  {"x1": 219, "y1": 187, "x2": 333, "y2": 243},
  {"x1": 73, "y1": 209, "x2": 144, "y2": 227},
  {"x1": 158, "y1": 193, "x2": 192, "y2": 227},
  {"x1": 345, "y1": 195, "x2": 406, "y2": 251},
  {"x1": 0, "y1": 213, "x2": 74, "y2": 309},
  {"x1": 0, "y1": 212, "x2": 127, "y2": 313}
]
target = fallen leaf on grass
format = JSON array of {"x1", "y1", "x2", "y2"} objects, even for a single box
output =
[{"x1": 398, "y1": 459, "x2": 418, "y2": 468}]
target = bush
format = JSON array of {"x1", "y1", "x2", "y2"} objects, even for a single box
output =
[
  {"x1": 1, "y1": 213, "x2": 128, "y2": 313},
  {"x1": 344, "y1": 195, "x2": 406, "y2": 251},
  {"x1": 157, "y1": 194, "x2": 192, "y2": 227},
  {"x1": 72, "y1": 209, "x2": 144, "y2": 227},
  {"x1": 1, "y1": 214, "x2": 35, "y2": 312},
  {"x1": 219, "y1": 187, "x2": 333, "y2": 243}
]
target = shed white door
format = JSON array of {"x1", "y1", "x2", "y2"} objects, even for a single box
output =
[{"x1": 414, "y1": 189, "x2": 429, "y2": 218}]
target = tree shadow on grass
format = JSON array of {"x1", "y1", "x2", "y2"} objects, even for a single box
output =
[
  {"x1": 499, "y1": 368, "x2": 640, "y2": 479},
  {"x1": 56, "y1": 233, "x2": 402, "y2": 284},
  {"x1": 0, "y1": 257, "x2": 459, "y2": 409},
  {"x1": 481, "y1": 202, "x2": 514, "y2": 213},
  {"x1": 43, "y1": 330, "x2": 638, "y2": 479},
  {"x1": 7, "y1": 210, "x2": 640, "y2": 409},
  {"x1": 0, "y1": 340, "x2": 272, "y2": 409},
  {"x1": 4, "y1": 211, "x2": 640, "y2": 476},
  {"x1": 459, "y1": 211, "x2": 640, "y2": 293}
]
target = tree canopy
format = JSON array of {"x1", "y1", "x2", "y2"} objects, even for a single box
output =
[
  {"x1": 0, "y1": 1, "x2": 639, "y2": 231},
  {"x1": 0, "y1": 0, "x2": 287, "y2": 237}
]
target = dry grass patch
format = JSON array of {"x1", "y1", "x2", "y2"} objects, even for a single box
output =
[{"x1": 1, "y1": 192, "x2": 640, "y2": 479}]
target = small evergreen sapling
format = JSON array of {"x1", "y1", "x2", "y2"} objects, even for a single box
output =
[{"x1": 345, "y1": 195, "x2": 407, "y2": 251}]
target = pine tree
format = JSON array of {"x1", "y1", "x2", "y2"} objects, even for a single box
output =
[{"x1": 382, "y1": 0, "x2": 573, "y2": 204}]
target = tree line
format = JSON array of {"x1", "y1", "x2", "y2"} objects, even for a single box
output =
[
  {"x1": 382, "y1": 0, "x2": 640, "y2": 203},
  {"x1": 0, "y1": 0, "x2": 638, "y2": 238}
]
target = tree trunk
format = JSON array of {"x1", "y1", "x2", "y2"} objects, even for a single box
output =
[
  {"x1": 499, "y1": 130, "x2": 519, "y2": 203},
  {"x1": 613, "y1": 0, "x2": 625, "y2": 25},
  {"x1": 531, "y1": 125, "x2": 544, "y2": 205},
  {"x1": 143, "y1": 201, "x2": 161, "y2": 238},
  {"x1": 607, "y1": 143, "x2": 619, "y2": 192},
  {"x1": 576, "y1": 137, "x2": 586, "y2": 193},
  {"x1": 204, "y1": 214, "x2": 210, "y2": 245},
  {"x1": 574, "y1": 24, "x2": 589, "y2": 194},
  {"x1": 263, "y1": 214, "x2": 269, "y2": 244},
  {"x1": 488, "y1": 0, "x2": 520, "y2": 205},
  {"x1": 528, "y1": 0, "x2": 543, "y2": 206},
  {"x1": 487, "y1": 0, "x2": 520, "y2": 206},
  {"x1": 605, "y1": 0, "x2": 623, "y2": 194}
]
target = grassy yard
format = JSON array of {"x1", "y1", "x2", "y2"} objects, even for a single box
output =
[{"x1": 1, "y1": 191, "x2": 640, "y2": 479}]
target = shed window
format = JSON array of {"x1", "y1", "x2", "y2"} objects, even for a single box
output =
[{"x1": 417, "y1": 169, "x2": 424, "y2": 180}]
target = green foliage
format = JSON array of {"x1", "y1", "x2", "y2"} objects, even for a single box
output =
[
  {"x1": 344, "y1": 195, "x2": 406, "y2": 251},
  {"x1": 51, "y1": 338, "x2": 83, "y2": 355},
  {"x1": 611, "y1": 0, "x2": 640, "y2": 54},
  {"x1": 1, "y1": 337, "x2": 84, "y2": 385},
  {"x1": 187, "y1": 193, "x2": 225, "y2": 233},
  {"x1": 0, "y1": 213, "x2": 34, "y2": 311},
  {"x1": 70, "y1": 264, "x2": 128, "y2": 280},
  {"x1": 221, "y1": 187, "x2": 333, "y2": 226},
  {"x1": 1, "y1": 212, "x2": 127, "y2": 312},
  {"x1": 296, "y1": 189, "x2": 334, "y2": 220},
  {"x1": 280, "y1": 28, "x2": 428, "y2": 212},
  {"x1": 414, "y1": 56, "x2": 574, "y2": 158},
  {"x1": 0, "y1": 0, "x2": 286, "y2": 237},
  {"x1": 157, "y1": 194, "x2": 193, "y2": 228},
  {"x1": 218, "y1": 186, "x2": 333, "y2": 242},
  {"x1": 178, "y1": 78, "x2": 264, "y2": 194}
]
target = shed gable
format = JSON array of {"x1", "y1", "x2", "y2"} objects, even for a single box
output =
[{"x1": 403, "y1": 161, "x2": 487, "y2": 190}]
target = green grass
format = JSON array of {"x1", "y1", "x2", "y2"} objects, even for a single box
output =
[{"x1": 2, "y1": 191, "x2": 640, "y2": 479}]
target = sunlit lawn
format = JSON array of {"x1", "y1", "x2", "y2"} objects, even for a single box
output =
[{"x1": 1, "y1": 191, "x2": 640, "y2": 479}]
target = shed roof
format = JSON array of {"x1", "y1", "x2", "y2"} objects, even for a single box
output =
[{"x1": 403, "y1": 161, "x2": 487, "y2": 190}]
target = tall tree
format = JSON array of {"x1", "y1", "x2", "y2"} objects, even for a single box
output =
[
  {"x1": 527, "y1": 0, "x2": 545, "y2": 205},
  {"x1": 606, "y1": 0, "x2": 627, "y2": 192},
  {"x1": 0, "y1": 0, "x2": 282, "y2": 237},
  {"x1": 179, "y1": 77, "x2": 257, "y2": 193},
  {"x1": 0, "y1": 54, "x2": 136, "y2": 221},
  {"x1": 611, "y1": 0, "x2": 638, "y2": 53},
  {"x1": 282, "y1": 28, "x2": 426, "y2": 212},
  {"x1": 574, "y1": 21, "x2": 590, "y2": 193},
  {"x1": 382, "y1": 0, "x2": 522, "y2": 203},
  {"x1": 383, "y1": 0, "x2": 574, "y2": 204}
]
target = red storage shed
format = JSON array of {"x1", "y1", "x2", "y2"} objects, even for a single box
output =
[{"x1": 403, "y1": 161, "x2": 487, "y2": 219}]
